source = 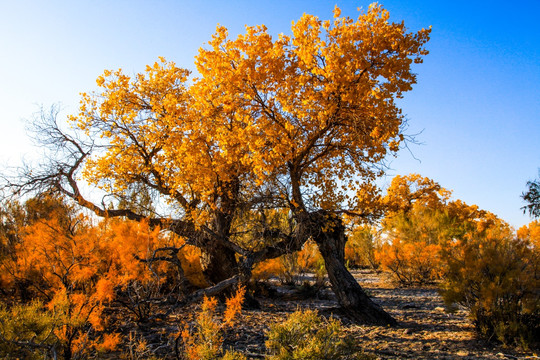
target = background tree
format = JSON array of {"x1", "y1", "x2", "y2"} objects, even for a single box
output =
[
  {"x1": 522, "y1": 170, "x2": 540, "y2": 218},
  {"x1": 376, "y1": 174, "x2": 493, "y2": 285},
  {"x1": 376, "y1": 174, "x2": 451, "y2": 284},
  {"x1": 345, "y1": 224, "x2": 380, "y2": 269},
  {"x1": 518, "y1": 220, "x2": 540, "y2": 249}
]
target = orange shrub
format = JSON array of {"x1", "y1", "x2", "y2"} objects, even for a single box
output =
[
  {"x1": 251, "y1": 241, "x2": 325, "y2": 285},
  {"x1": 224, "y1": 285, "x2": 246, "y2": 327},
  {"x1": 178, "y1": 242, "x2": 208, "y2": 288},
  {"x1": 375, "y1": 239, "x2": 443, "y2": 285},
  {"x1": 296, "y1": 240, "x2": 324, "y2": 274},
  {"x1": 252, "y1": 257, "x2": 287, "y2": 282},
  {"x1": 0, "y1": 208, "x2": 206, "y2": 355},
  {"x1": 182, "y1": 296, "x2": 222, "y2": 360},
  {"x1": 94, "y1": 332, "x2": 122, "y2": 353}
]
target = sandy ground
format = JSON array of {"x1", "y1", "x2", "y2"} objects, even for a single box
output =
[
  {"x1": 216, "y1": 270, "x2": 537, "y2": 359},
  {"x1": 125, "y1": 269, "x2": 537, "y2": 359}
]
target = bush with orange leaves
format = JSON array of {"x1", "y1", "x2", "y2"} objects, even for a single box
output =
[
  {"x1": 0, "y1": 196, "x2": 126, "y2": 359},
  {"x1": 375, "y1": 239, "x2": 443, "y2": 285},
  {"x1": 376, "y1": 208, "x2": 447, "y2": 285},
  {"x1": 251, "y1": 257, "x2": 288, "y2": 283},
  {"x1": 252, "y1": 240, "x2": 325, "y2": 286},
  {"x1": 0, "y1": 195, "x2": 209, "y2": 358},
  {"x1": 4, "y1": 228, "x2": 114, "y2": 357},
  {"x1": 180, "y1": 286, "x2": 246, "y2": 360},
  {"x1": 374, "y1": 174, "x2": 458, "y2": 285}
]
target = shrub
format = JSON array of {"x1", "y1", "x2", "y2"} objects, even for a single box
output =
[
  {"x1": 441, "y1": 231, "x2": 540, "y2": 349},
  {"x1": 375, "y1": 239, "x2": 443, "y2": 285},
  {"x1": 0, "y1": 299, "x2": 123, "y2": 359},
  {"x1": 252, "y1": 241, "x2": 325, "y2": 286},
  {"x1": 220, "y1": 350, "x2": 247, "y2": 360},
  {"x1": 181, "y1": 296, "x2": 222, "y2": 360},
  {"x1": 0, "y1": 300, "x2": 58, "y2": 359},
  {"x1": 123, "y1": 332, "x2": 161, "y2": 360},
  {"x1": 178, "y1": 243, "x2": 208, "y2": 288},
  {"x1": 265, "y1": 309, "x2": 374, "y2": 360},
  {"x1": 180, "y1": 286, "x2": 246, "y2": 360},
  {"x1": 252, "y1": 257, "x2": 288, "y2": 282}
]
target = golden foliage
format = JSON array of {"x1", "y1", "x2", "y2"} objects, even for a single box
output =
[
  {"x1": 518, "y1": 220, "x2": 540, "y2": 249},
  {"x1": 193, "y1": 5, "x2": 430, "y2": 210},
  {"x1": 384, "y1": 173, "x2": 452, "y2": 216},
  {"x1": 94, "y1": 332, "x2": 122, "y2": 353},
  {"x1": 378, "y1": 174, "x2": 540, "y2": 348},
  {"x1": 252, "y1": 257, "x2": 287, "y2": 282},
  {"x1": 0, "y1": 198, "x2": 208, "y2": 356},
  {"x1": 177, "y1": 241, "x2": 208, "y2": 288},
  {"x1": 252, "y1": 241, "x2": 325, "y2": 285},
  {"x1": 68, "y1": 5, "x2": 430, "y2": 225},
  {"x1": 376, "y1": 239, "x2": 443, "y2": 285}
]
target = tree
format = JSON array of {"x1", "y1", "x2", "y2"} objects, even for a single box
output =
[
  {"x1": 518, "y1": 220, "x2": 540, "y2": 249},
  {"x1": 376, "y1": 174, "x2": 495, "y2": 285},
  {"x1": 376, "y1": 174, "x2": 450, "y2": 284},
  {"x1": 192, "y1": 4, "x2": 429, "y2": 324},
  {"x1": 4, "y1": 5, "x2": 430, "y2": 325},
  {"x1": 522, "y1": 170, "x2": 540, "y2": 218}
]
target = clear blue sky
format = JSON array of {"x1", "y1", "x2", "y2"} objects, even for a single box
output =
[{"x1": 1, "y1": 1, "x2": 539, "y2": 229}]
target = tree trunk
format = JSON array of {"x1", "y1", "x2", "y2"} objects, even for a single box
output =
[
  {"x1": 312, "y1": 212, "x2": 397, "y2": 326},
  {"x1": 200, "y1": 241, "x2": 239, "y2": 285}
]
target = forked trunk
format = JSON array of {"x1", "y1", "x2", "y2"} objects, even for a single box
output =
[
  {"x1": 200, "y1": 241, "x2": 239, "y2": 285},
  {"x1": 312, "y1": 212, "x2": 397, "y2": 326}
]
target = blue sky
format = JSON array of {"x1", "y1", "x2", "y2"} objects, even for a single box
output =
[{"x1": 1, "y1": 1, "x2": 539, "y2": 228}]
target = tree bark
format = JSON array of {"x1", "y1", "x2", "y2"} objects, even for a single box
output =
[
  {"x1": 312, "y1": 212, "x2": 397, "y2": 326},
  {"x1": 200, "y1": 240, "x2": 239, "y2": 285}
]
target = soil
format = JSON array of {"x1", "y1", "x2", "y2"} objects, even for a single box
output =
[{"x1": 126, "y1": 270, "x2": 538, "y2": 359}]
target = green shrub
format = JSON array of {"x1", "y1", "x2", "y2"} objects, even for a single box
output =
[
  {"x1": 441, "y1": 230, "x2": 540, "y2": 350},
  {"x1": 0, "y1": 300, "x2": 58, "y2": 359},
  {"x1": 265, "y1": 309, "x2": 374, "y2": 360},
  {"x1": 180, "y1": 287, "x2": 246, "y2": 360},
  {"x1": 220, "y1": 350, "x2": 247, "y2": 360}
]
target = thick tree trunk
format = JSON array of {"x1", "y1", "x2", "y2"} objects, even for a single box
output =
[
  {"x1": 200, "y1": 241, "x2": 239, "y2": 285},
  {"x1": 200, "y1": 208, "x2": 239, "y2": 285},
  {"x1": 312, "y1": 212, "x2": 397, "y2": 326}
]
